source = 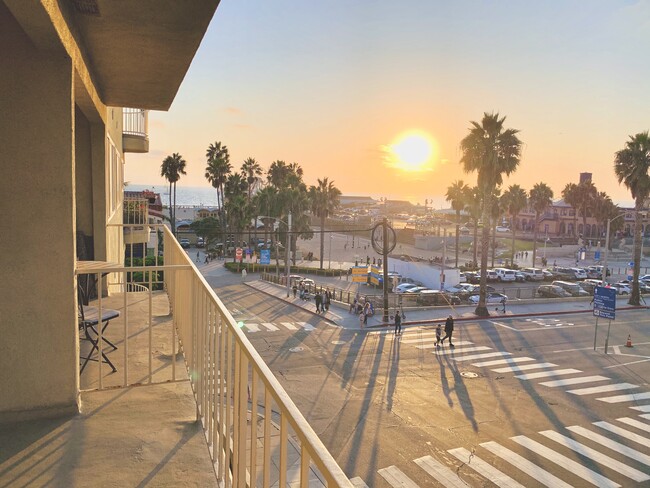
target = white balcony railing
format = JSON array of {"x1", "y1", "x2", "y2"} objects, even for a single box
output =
[
  {"x1": 79, "y1": 225, "x2": 352, "y2": 487},
  {"x1": 123, "y1": 108, "x2": 149, "y2": 153}
]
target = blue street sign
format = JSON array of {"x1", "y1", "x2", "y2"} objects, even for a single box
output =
[
  {"x1": 629, "y1": 262, "x2": 635, "y2": 267},
  {"x1": 593, "y1": 286, "x2": 616, "y2": 320},
  {"x1": 594, "y1": 250, "x2": 601, "y2": 260},
  {"x1": 260, "y1": 249, "x2": 271, "y2": 265}
]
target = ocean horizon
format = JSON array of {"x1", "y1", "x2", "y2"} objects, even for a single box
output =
[{"x1": 126, "y1": 183, "x2": 449, "y2": 209}]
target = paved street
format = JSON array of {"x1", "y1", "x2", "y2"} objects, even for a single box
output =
[{"x1": 213, "y1": 276, "x2": 650, "y2": 487}]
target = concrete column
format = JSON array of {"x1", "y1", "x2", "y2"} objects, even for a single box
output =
[{"x1": 0, "y1": 5, "x2": 79, "y2": 420}]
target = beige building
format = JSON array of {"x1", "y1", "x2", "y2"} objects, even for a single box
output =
[{"x1": 0, "y1": 0, "x2": 219, "y2": 421}]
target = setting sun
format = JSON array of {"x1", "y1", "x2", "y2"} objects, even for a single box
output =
[{"x1": 388, "y1": 132, "x2": 434, "y2": 172}]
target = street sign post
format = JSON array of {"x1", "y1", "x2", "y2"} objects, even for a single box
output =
[
  {"x1": 260, "y1": 249, "x2": 271, "y2": 265},
  {"x1": 593, "y1": 286, "x2": 616, "y2": 353}
]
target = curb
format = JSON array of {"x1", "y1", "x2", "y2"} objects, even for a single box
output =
[
  {"x1": 243, "y1": 282, "x2": 339, "y2": 326},
  {"x1": 367, "y1": 304, "x2": 649, "y2": 329}
]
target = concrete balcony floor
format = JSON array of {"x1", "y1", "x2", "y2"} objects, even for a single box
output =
[{"x1": 0, "y1": 290, "x2": 217, "y2": 487}]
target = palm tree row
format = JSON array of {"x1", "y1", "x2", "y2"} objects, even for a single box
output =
[{"x1": 160, "y1": 143, "x2": 341, "y2": 269}]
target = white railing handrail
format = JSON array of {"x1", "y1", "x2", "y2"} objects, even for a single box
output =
[
  {"x1": 161, "y1": 226, "x2": 352, "y2": 486},
  {"x1": 123, "y1": 108, "x2": 148, "y2": 137}
]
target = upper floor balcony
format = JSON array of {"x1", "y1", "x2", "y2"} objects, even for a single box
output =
[{"x1": 123, "y1": 108, "x2": 149, "y2": 153}]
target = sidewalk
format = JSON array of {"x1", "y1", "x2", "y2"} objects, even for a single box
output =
[{"x1": 246, "y1": 279, "x2": 648, "y2": 331}]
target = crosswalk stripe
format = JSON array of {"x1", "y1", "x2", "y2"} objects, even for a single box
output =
[
  {"x1": 567, "y1": 425, "x2": 650, "y2": 466},
  {"x1": 281, "y1": 322, "x2": 298, "y2": 331},
  {"x1": 296, "y1": 321, "x2": 315, "y2": 331},
  {"x1": 377, "y1": 465, "x2": 419, "y2": 487},
  {"x1": 262, "y1": 322, "x2": 279, "y2": 331},
  {"x1": 349, "y1": 477, "x2": 369, "y2": 488},
  {"x1": 567, "y1": 383, "x2": 639, "y2": 396},
  {"x1": 471, "y1": 357, "x2": 535, "y2": 368},
  {"x1": 539, "y1": 375, "x2": 610, "y2": 387},
  {"x1": 413, "y1": 455, "x2": 469, "y2": 488},
  {"x1": 641, "y1": 413, "x2": 650, "y2": 419},
  {"x1": 514, "y1": 369, "x2": 582, "y2": 380},
  {"x1": 616, "y1": 417, "x2": 650, "y2": 433},
  {"x1": 511, "y1": 435, "x2": 620, "y2": 488},
  {"x1": 419, "y1": 345, "x2": 489, "y2": 353},
  {"x1": 448, "y1": 447, "x2": 525, "y2": 488},
  {"x1": 631, "y1": 406, "x2": 650, "y2": 413},
  {"x1": 597, "y1": 392, "x2": 650, "y2": 403},
  {"x1": 540, "y1": 430, "x2": 650, "y2": 482},
  {"x1": 402, "y1": 338, "x2": 473, "y2": 345},
  {"x1": 398, "y1": 331, "x2": 439, "y2": 339},
  {"x1": 593, "y1": 421, "x2": 650, "y2": 447},
  {"x1": 491, "y1": 362, "x2": 557, "y2": 373},
  {"x1": 480, "y1": 441, "x2": 572, "y2": 488},
  {"x1": 244, "y1": 323, "x2": 260, "y2": 332},
  {"x1": 454, "y1": 351, "x2": 513, "y2": 362}
]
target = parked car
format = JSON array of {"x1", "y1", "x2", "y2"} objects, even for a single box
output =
[
  {"x1": 464, "y1": 271, "x2": 481, "y2": 284},
  {"x1": 639, "y1": 274, "x2": 650, "y2": 283},
  {"x1": 416, "y1": 290, "x2": 461, "y2": 306},
  {"x1": 496, "y1": 226, "x2": 510, "y2": 233},
  {"x1": 541, "y1": 269, "x2": 555, "y2": 281},
  {"x1": 299, "y1": 278, "x2": 315, "y2": 289},
  {"x1": 551, "y1": 267, "x2": 576, "y2": 280},
  {"x1": 586, "y1": 265, "x2": 610, "y2": 279},
  {"x1": 396, "y1": 283, "x2": 419, "y2": 293},
  {"x1": 537, "y1": 284, "x2": 571, "y2": 298},
  {"x1": 495, "y1": 268, "x2": 517, "y2": 282},
  {"x1": 397, "y1": 277, "x2": 424, "y2": 286},
  {"x1": 617, "y1": 280, "x2": 650, "y2": 293},
  {"x1": 610, "y1": 283, "x2": 631, "y2": 295},
  {"x1": 486, "y1": 270, "x2": 499, "y2": 282},
  {"x1": 569, "y1": 267, "x2": 588, "y2": 280},
  {"x1": 577, "y1": 280, "x2": 598, "y2": 294},
  {"x1": 196, "y1": 237, "x2": 205, "y2": 248},
  {"x1": 459, "y1": 272, "x2": 468, "y2": 283},
  {"x1": 180, "y1": 238, "x2": 191, "y2": 249},
  {"x1": 404, "y1": 286, "x2": 430, "y2": 294},
  {"x1": 514, "y1": 271, "x2": 526, "y2": 282},
  {"x1": 520, "y1": 267, "x2": 545, "y2": 281},
  {"x1": 551, "y1": 280, "x2": 590, "y2": 297},
  {"x1": 469, "y1": 292, "x2": 508, "y2": 304}
]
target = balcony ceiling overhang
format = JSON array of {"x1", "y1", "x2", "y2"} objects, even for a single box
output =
[{"x1": 71, "y1": 0, "x2": 220, "y2": 111}]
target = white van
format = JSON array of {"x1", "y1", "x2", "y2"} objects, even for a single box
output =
[
  {"x1": 495, "y1": 268, "x2": 516, "y2": 282},
  {"x1": 520, "y1": 267, "x2": 544, "y2": 281},
  {"x1": 570, "y1": 268, "x2": 588, "y2": 280}
]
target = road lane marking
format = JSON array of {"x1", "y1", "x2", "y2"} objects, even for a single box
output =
[
  {"x1": 261, "y1": 322, "x2": 279, "y2": 331},
  {"x1": 639, "y1": 411, "x2": 650, "y2": 416},
  {"x1": 491, "y1": 362, "x2": 557, "y2": 373},
  {"x1": 567, "y1": 383, "x2": 639, "y2": 396},
  {"x1": 593, "y1": 421, "x2": 650, "y2": 447},
  {"x1": 296, "y1": 321, "x2": 315, "y2": 331},
  {"x1": 480, "y1": 441, "x2": 572, "y2": 488},
  {"x1": 490, "y1": 320, "x2": 519, "y2": 331},
  {"x1": 511, "y1": 435, "x2": 620, "y2": 488},
  {"x1": 349, "y1": 477, "x2": 369, "y2": 488},
  {"x1": 413, "y1": 455, "x2": 469, "y2": 488},
  {"x1": 448, "y1": 447, "x2": 525, "y2": 488},
  {"x1": 605, "y1": 358, "x2": 650, "y2": 368},
  {"x1": 567, "y1": 425, "x2": 650, "y2": 466},
  {"x1": 539, "y1": 375, "x2": 610, "y2": 387},
  {"x1": 471, "y1": 357, "x2": 535, "y2": 367},
  {"x1": 244, "y1": 323, "x2": 260, "y2": 332},
  {"x1": 616, "y1": 417, "x2": 650, "y2": 433},
  {"x1": 453, "y1": 352, "x2": 513, "y2": 362},
  {"x1": 597, "y1": 392, "x2": 650, "y2": 403},
  {"x1": 540, "y1": 430, "x2": 650, "y2": 482},
  {"x1": 514, "y1": 369, "x2": 582, "y2": 380},
  {"x1": 281, "y1": 322, "x2": 298, "y2": 331},
  {"x1": 427, "y1": 346, "x2": 492, "y2": 355},
  {"x1": 377, "y1": 465, "x2": 419, "y2": 488}
]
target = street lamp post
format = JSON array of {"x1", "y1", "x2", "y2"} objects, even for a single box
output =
[
  {"x1": 258, "y1": 213, "x2": 292, "y2": 297},
  {"x1": 328, "y1": 234, "x2": 332, "y2": 269}
]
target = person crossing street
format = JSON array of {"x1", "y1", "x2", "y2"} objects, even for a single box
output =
[{"x1": 440, "y1": 315, "x2": 455, "y2": 347}]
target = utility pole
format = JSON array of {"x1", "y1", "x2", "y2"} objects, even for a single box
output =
[
  {"x1": 382, "y1": 217, "x2": 389, "y2": 324},
  {"x1": 285, "y1": 212, "x2": 292, "y2": 297}
]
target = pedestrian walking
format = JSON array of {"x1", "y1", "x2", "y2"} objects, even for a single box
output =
[
  {"x1": 434, "y1": 323, "x2": 443, "y2": 347},
  {"x1": 315, "y1": 292, "x2": 322, "y2": 313},
  {"x1": 363, "y1": 302, "x2": 370, "y2": 326},
  {"x1": 500, "y1": 297, "x2": 506, "y2": 313},
  {"x1": 359, "y1": 310, "x2": 365, "y2": 328},
  {"x1": 440, "y1": 315, "x2": 454, "y2": 347},
  {"x1": 324, "y1": 291, "x2": 331, "y2": 311},
  {"x1": 394, "y1": 311, "x2": 402, "y2": 335},
  {"x1": 292, "y1": 284, "x2": 298, "y2": 298},
  {"x1": 196, "y1": 251, "x2": 200, "y2": 262}
]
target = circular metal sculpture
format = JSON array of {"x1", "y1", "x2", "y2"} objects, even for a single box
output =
[{"x1": 371, "y1": 223, "x2": 397, "y2": 255}]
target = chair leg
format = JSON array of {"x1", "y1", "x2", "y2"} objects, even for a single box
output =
[{"x1": 80, "y1": 327, "x2": 117, "y2": 373}]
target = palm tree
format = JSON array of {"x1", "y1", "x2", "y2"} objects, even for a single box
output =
[
  {"x1": 592, "y1": 192, "x2": 619, "y2": 248},
  {"x1": 464, "y1": 186, "x2": 482, "y2": 267},
  {"x1": 205, "y1": 141, "x2": 231, "y2": 229},
  {"x1": 501, "y1": 184, "x2": 527, "y2": 266},
  {"x1": 614, "y1": 131, "x2": 650, "y2": 305},
  {"x1": 160, "y1": 153, "x2": 187, "y2": 236},
  {"x1": 446, "y1": 180, "x2": 470, "y2": 267},
  {"x1": 562, "y1": 180, "x2": 597, "y2": 244},
  {"x1": 528, "y1": 182, "x2": 554, "y2": 267},
  {"x1": 460, "y1": 112, "x2": 522, "y2": 316},
  {"x1": 309, "y1": 178, "x2": 342, "y2": 269},
  {"x1": 241, "y1": 158, "x2": 263, "y2": 202}
]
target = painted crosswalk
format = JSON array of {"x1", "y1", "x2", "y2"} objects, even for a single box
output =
[
  {"x1": 513, "y1": 368, "x2": 582, "y2": 380},
  {"x1": 491, "y1": 362, "x2": 557, "y2": 373},
  {"x1": 351, "y1": 418, "x2": 650, "y2": 487},
  {"x1": 567, "y1": 382, "x2": 639, "y2": 396},
  {"x1": 539, "y1": 375, "x2": 610, "y2": 387},
  {"x1": 598, "y1": 391, "x2": 650, "y2": 403},
  {"x1": 238, "y1": 321, "x2": 316, "y2": 333},
  {"x1": 631, "y1": 405, "x2": 650, "y2": 413}
]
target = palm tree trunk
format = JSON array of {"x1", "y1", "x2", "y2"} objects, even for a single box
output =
[
  {"x1": 169, "y1": 181, "x2": 174, "y2": 236},
  {"x1": 491, "y1": 219, "x2": 497, "y2": 268},
  {"x1": 630, "y1": 203, "x2": 643, "y2": 305},
  {"x1": 532, "y1": 211, "x2": 539, "y2": 267},
  {"x1": 476, "y1": 193, "x2": 491, "y2": 317},
  {"x1": 455, "y1": 210, "x2": 460, "y2": 268},
  {"x1": 173, "y1": 182, "x2": 177, "y2": 238},
  {"x1": 511, "y1": 224, "x2": 516, "y2": 267},
  {"x1": 472, "y1": 220, "x2": 478, "y2": 266},
  {"x1": 319, "y1": 215, "x2": 325, "y2": 269}
]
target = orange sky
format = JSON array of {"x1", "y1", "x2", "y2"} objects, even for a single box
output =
[{"x1": 126, "y1": 1, "x2": 649, "y2": 208}]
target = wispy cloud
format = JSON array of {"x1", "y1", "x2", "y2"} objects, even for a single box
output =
[{"x1": 223, "y1": 106, "x2": 242, "y2": 115}]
